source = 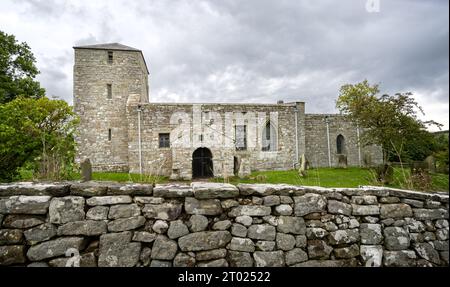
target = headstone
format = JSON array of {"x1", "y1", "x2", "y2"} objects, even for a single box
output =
[
  {"x1": 298, "y1": 154, "x2": 307, "y2": 177},
  {"x1": 363, "y1": 153, "x2": 372, "y2": 167},
  {"x1": 337, "y1": 154, "x2": 347, "y2": 169},
  {"x1": 424, "y1": 156, "x2": 436, "y2": 173},
  {"x1": 81, "y1": 158, "x2": 92, "y2": 182}
]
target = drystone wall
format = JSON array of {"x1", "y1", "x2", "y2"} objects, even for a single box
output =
[{"x1": 0, "y1": 182, "x2": 448, "y2": 267}]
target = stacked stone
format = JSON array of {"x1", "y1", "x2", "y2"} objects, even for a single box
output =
[{"x1": 0, "y1": 181, "x2": 448, "y2": 267}]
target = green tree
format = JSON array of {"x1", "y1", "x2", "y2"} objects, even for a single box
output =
[
  {"x1": 0, "y1": 97, "x2": 79, "y2": 181},
  {"x1": 336, "y1": 80, "x2": 441, "y2": 163},
  {"x1": 0, "y1": 30, "x2": 45, "y2": 103}
]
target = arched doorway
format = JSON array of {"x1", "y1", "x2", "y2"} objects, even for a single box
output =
[{"x1": 192, "y1": 148, "x2": 213, "y2": 178}]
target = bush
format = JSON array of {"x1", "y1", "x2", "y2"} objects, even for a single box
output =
[{"x1": 372, "y1": 164, "x2": 394, "y2": 185}]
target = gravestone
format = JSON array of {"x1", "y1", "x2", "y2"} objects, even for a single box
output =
[
  {"x1": 337, "y1": 154, "x2": 348, "y2": 169},
  {"x1": 298, "y1": 154, "x2": 307, "y2": 177},
  {"x1": 424, "y1": 156, "x2": 436, "y2": 173},
  {"x1": 81, "y1": 158, "x2": 92, "y2": 182},
  {"x1": 363, "y1": 153, "x2": 372, "y2": 167}
]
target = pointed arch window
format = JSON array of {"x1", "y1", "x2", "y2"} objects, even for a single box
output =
[
  {"x1": 336, "y1": 134, "x2": 346, "y2": 154},
  {"x1": 262, "y1": 121, "x2": 277, "y2": 151}
]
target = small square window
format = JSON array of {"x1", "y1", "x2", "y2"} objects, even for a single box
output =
[
  {"x1": 107, "y1": 51, "x2": 113, "y2": 64},
  {"x1": 107, "y1": 84, "x2": 112, "y2": 99},
  {"x1": 159, "y1": 133, "x2": 170, "y2": 148}
]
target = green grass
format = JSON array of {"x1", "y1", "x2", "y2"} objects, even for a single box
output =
[
  {"x1": 16, "y1": 167, "x2": 448, "y2": 192},
  {"x1": 18, "y1": 171, "x2": 170, "y2": 184},
  {"x1": 213, "y1": 167, "x2": 449, "y2": 192}
]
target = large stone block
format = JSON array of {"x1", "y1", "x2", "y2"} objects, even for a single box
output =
[
  {"x1": 178, "y1": 231, "x2": 232, "y2": 251},
  {"x1": 414, "y1": 243, "x2": 440, "y2": 265},
  {"x1": 380, "y1": 204, "x2": 413, "y2": 219},
  {"x1": 23, "y1": 223, "x2": 57, "y2": 245},
  {"x1": 294, "y1": 193, "x2": 327, "y2": 216},
  {"x1": 308, "y1": 239, "x2": 333, "y2": 260},
  {"x1": 0, "y1": 196, "x2": 51, "y2": 215},
  {"x1": 328, "y1": 229, "x2": 360, "y2": 245},
  {"x1": 0, "y1": 245, "x2": 26, "y2": 266},
  {"x1": 49, "y1": 196, "x2": 85, "y2": 224},
  {"x1": 360, "y1": 223, "x2": 383, "y2": 245},
  {"x1": 228, "y1": 251, "x2": 254, "y2": 267},
  {"x1": 227, "y1": 237, "x2": 255, "y2": 252},
  {"x1": 70, "y1": 181, "x2": 108, "y2": 196},
  {"x1": 351, "y1": 204, "x2": 380, "y2": 216},
  {"x1": 413, "y1": 209, "x2": 448, "y2": 220},
  {"x1": 108, "y1": 203, "x2": 141, "y2": 219},
  {"x1": 0, "y1": 229, "x2": 23, "y2": 245},
  {"x1": 253, "y1": 251, "x2": 285, "y2": 267},
  {"x1": 247, "y1": 224, "x2": 276, "y2": 241},
  {"x1": 191, "y1": 182, "x2": 239, "y2": 199},
  {"x1": 142, "y1": 202, "x2": 182, "y2": 220},
  {"x1": 228, "y1": 205, "x2": 271, "y2": 217},
  {"x1": 107, "y1": 216, "x2": 146, "y2": 232},
  {"x1": 98, "y1": 231, "x2": 141, "y2": 267},
  {"x1": 1, "y1": 215, "x2": 45, "y2": 229},
  {"x1": 27, "y1": 237, "x2": 86, "y2": 261},
  {"x1": 184, "y1": 197, "x2": 222, "y2": 216},
  {"x1": 277, "y1": 216, "x2": 306, "y2": 235},
  {"x1": 151, "y1": 235, "x2": 178, "y2": 260},
  {"x1": 167, "y1": 220, "x2": 189, "y2": 239},
  {"x1": 384, "y1": 227, "x2": 410, "y2": 251},
  {"x1": 57, "y1": 220, "x2": 107, "y2": 236},
  {"x1": 327, "y1": 200, "x2": 352, "y2": 216},
  {"x1": 86, "y1": 196, "x2": 132, "y2": 206},
  {"x1": 0, "y1": 182, "x2": 70, "y2": 196},
  {"x1": 153, "y1": 184, "x2": 192, "y2": 198},
  {"x1": 383, "y1": 250, "x2": 416, "y2": 267}
]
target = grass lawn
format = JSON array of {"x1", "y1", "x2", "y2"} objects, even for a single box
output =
[
  {"x1": 213, "y1": 167, "x2": 449, "y2": 192},
  {"x1": 17, "y1": 167, "x2": 448, "y2": 192}
]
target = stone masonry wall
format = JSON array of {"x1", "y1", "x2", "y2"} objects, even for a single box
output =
[
  {"x1": 304, "y1": 114, "x2": 383, "y2": 167},
  {"x1": 73, "y1": 48, "x2": 148, "y2": 171},
  {"x1": 0, "y1": 182, "x2": 448, "y2": 267}
]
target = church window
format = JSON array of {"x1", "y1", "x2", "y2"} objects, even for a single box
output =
[
  {"x1": 262, "y1": 121, "x2": 277, "y2": 151},
  {"x1": 235, "y1": 125, "x2": 247, "y2": 151},
  {"x1": 108, "y1": 129, "x2": 112, "y2": 141},
  {"x1": 337, "y1": 134, "x2": 346, "y2": 154},
  {"x1": 159, "y1": 133, "x2": 170, "y2": 148}
]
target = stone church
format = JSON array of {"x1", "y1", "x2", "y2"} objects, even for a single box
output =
[{"x1": 73, "y1": 43, "x2": 382, "y2": 180}]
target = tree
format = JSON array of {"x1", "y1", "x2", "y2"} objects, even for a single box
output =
[
  {"x1": 0, "y1": 30, "x2": 45, "y2": 103},
  {"x1": 336, "y1": 80, "x2": 442, "y2": 163},
  {"x1": 0, "y1": 97, "x2": 79, "y2": 181}
]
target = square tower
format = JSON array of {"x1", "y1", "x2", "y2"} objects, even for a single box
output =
[{"x1": 73, "y1": 43, "x2": 149, "y2": 171}]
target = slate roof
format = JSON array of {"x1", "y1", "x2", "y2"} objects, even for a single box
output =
[{"x1": 73, "y1": 43, "x2": 141, "y2": 51}]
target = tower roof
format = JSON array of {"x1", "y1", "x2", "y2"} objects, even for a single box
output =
[
  {"x1": 73, "y1": 42, "x2": 141, "y2": 51},
  {"x1": 73, "y1": 43, "x2": 149, "y2": 74}
]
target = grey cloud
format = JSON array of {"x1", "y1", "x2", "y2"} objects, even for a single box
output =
[{"x1": 1, "y1": 0, "x2": 447, "y2": 128}]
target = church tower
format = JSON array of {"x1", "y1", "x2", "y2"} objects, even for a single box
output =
[{"x1": 73, "y1": 43, "x2": 149, "y2": 171}]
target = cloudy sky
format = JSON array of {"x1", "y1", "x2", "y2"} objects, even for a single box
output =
[{"x1": 1, "y1": 0, "x2": 448, "y2": 130}]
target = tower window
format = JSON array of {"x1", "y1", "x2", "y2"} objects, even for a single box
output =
[
  {"x1": 107, "y1": 51, "x2": 113, "y2": 64},
  {"x1": 235, "y1": 125, "x2": 247, "y2": 151},
  {"x1": 107, "y1": 84, "x2": 112, "y2": 99},
  {"x1": 159, "y1": 133, "x2": 170, "y2": 148},
  {"x1": 108, "y1": 129, "x2": 112, "y2": 141}
]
